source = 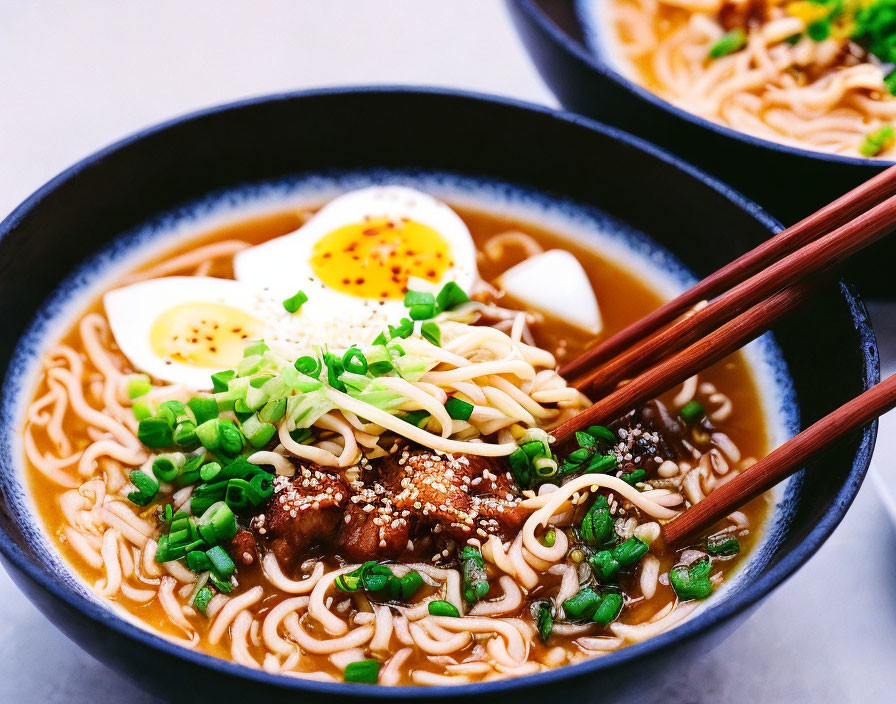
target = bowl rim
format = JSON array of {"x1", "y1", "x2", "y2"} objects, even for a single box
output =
[
  {"x1": 0, "y1": 85, "x2": 879, "y2": 698},
  {"x1": 511, "y1": 0, "x2": 895, "y2": 168}
]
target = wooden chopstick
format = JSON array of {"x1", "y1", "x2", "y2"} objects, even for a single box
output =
[
  {"x1": 571, "y1": 193, "x2": 896, "y2": 397},
  {"x1": 560, "y1": 163, "x2": 896, "y2": 381},
  {"x1": 551, "y1": 282, "x2": 815, "y2": 446},
  {"x1": 662, "y1": 373, "x2": 896, "y2": 545}
]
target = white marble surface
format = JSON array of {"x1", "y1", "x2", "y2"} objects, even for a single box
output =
[{"x1": 1, "y1": 2, "x2": 894, "y2": 702}]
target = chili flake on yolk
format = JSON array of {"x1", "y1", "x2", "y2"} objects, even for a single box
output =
[
  {"x1": 310, "y1": 217, "x2": 453, "y2": 299},
  {"x1": 150, "y1": 302, "x2": 264, "y2": 368}
]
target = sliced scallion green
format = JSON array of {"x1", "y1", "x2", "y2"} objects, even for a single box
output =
[
  {"x1": 444, "y1": 396, "x2": 474, "y2": 421},
  {"x1": 420, "y1": 321, "x2": 441, "y2": 346},
  {"x1": 127, "y1": 374, "x2": 152, "y2": 399},
  {"x1": 344, "y1": 659, "x2": 381, "y2": 684},
  {"x1": 708, "y1": 28, "x2": 746, "y2": 58},
  {"x1": 282, "y1": 289, "x2": 308, "y2": 314},
  {"x1": 428, "y1": 600, "x2": 460, "y2": 617}
]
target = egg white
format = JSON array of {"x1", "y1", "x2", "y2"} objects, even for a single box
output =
[{"x1": 232, "y1": 185, "x2": 479, "y2": 323}]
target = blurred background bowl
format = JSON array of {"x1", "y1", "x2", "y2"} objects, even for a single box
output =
[
  {"x1": 0, "y1": 87, "x2": 878, "y2": 702},
  {"x1": 506, "y1": 0, "x2": 896, "y2": 296}
]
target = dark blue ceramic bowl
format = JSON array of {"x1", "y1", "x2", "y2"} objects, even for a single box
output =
[
  {"x1": 506, "y1": 0, "x2": 896, "y2": 295},
  {"x1": 0, "y1": 87, "x2": 878, "y2": 703}
]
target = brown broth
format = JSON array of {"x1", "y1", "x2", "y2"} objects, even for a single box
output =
[{"x1": 23, "y1": 202, "x2": 772, "y2": 681}]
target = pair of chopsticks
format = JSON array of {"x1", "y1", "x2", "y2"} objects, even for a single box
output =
[{"x1": 553, "y1": 165, "x2": 896, "y2": 544}]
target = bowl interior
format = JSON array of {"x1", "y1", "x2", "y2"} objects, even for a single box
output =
[
  {"x1": 521, "y1": 0, "x2": 893, "y2": 167},
  {"x1": 0, "y1": 89, "x2": 878, "y2": 699}
]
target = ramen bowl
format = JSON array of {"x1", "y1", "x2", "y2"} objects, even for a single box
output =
[
  {"x1": 0, "y1": 87, "x2": 878, "y2": 702},
  {"x1": 506, "y1": 0, "x2": 896, "y2": 295}
]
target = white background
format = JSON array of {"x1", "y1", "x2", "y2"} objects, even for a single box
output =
[{"x1": 1, "y1": 2, "x2": 895, "y2": 702}]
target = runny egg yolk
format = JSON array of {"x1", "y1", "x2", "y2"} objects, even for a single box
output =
[
  {"x1": 310, "y1": 217, "x2": 453, "y2": 299},
  {"x1": 149, "y1": 302, "x2": 263, "y2": 369}
]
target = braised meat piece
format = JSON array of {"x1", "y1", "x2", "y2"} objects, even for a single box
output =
[
  {"x1": 382, "y1": 448, "x2": 527, "y2": 541},
  {"x1": 336, "y1": 501, "x2": 412, "y2": 563},
  {"x1": 254, "y1": 463, "x2": 350, "y2": 567},
  {"x1": 611, "y1": 400, "x2": 691, "y2": 465},
  {"x1": 249, "y1": 447, "x2": 527, "y2": 565},
  {"x1": 229, "y1": 529, "x2": 259, "y2": 568}
]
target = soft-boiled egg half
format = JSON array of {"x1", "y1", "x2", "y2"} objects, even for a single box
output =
[
  {"x1": 233, "y1": 186, "x2": 478, "y2": 321},
  {"x1": 104, "y1": 276, "x2": 395, "y2": 390},
  {"x1": 104, "y1": 277, "x2": 271, "y2": 390},
  {"x1": 104, "y1": 187, "x2": 480, "y2": 390}
]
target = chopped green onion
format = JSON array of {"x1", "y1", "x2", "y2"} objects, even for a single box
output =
[
  {"x1": 177, "y1": 452, "x2": 206, "y2": 486},
  {"x1": 807, "y1": 18, "x2": 831, "y2": 42},
  {"x1": 367, "y1": 359, "x2": 393, "y2": 375},
  {"x1": 242, "y1": 414, "x2": 276, "y2": 449},
  {"x1": 387, "y1": 317, "x2": 415, "y2": 340},
  {"x1": 294, "y1": 355, "x2": 322, "y2": 376},
  {"x1": 562, "y1": 588, "x2": 602, "y2": 620},
  {"x1": 590, "y1": 550, "x2": 622, "y2": 582},
  {"x1": 445, "y1": 396, "x2": 474, "y2": 421},
  {"x1": 670, "y1": 559, "x2": 714, "y2": 601},
  {"x1": 409, "y1": 303, "x2": 436, "y2": 320},
  {"x1": 708, "y1": 28, "x2": 746, "y2": 58},
  {"x1": 152, "y1": 453, "x2": 185, "y2": 483},
  {"x1": 323, "y1": 352, "x2": 346, "y2": 392},
  {"x1": 208, "y1": 573, "x2": 234, "y2": 593},
  {"x1": 137, "y1": 417, "x2": 173, "y2": 449},
  {"x1": 342, "y1": 348, "x2": 368, "y2": 374},
  {"x1": 344, "y1": 659, "x2": 381, "y2": 684},
  {"x1": 576, "y1": 431, "x2": 597, "y2": 448},
  {"x1": 156, "y1": 400, "x2": 186, "y2": 425},
  {"x1": 542, "y1": 527, "x2": 556, "y2": 548},
  {"x1": 402, "y1": 409, "x2": 430, "y2": 428},
  {"x1": 202, "y1": 502, "x2": 238, "y2": 542},
  {"x1": 587, "y1": 425, "x2": 616, "y2": 443},
  {"x1": 395, "y1": 571, "x2": 424, "y2": 600},
  {"x1": 436, "y1": 281, "x2": 469, "y2": 311},
  {"x1": 621, "y1": 469, "x2": 647, "y2": 485},
  {"x1": 289, "y1": 427, "x2": 314, "y2": 444},
  {"x1": 420, "y1": 321, "x2": 441, "y2": 346},
  {"x1": 680, "y1": 401, "x2": 706, "y2": 422},
  {"x1": 404, "y1": 290, "x2": 436, "y2": 307},
  {"x1": 428, "y1": 600, "x2": 460, "y2": 617},
  {"x1": 860, "y1": 125, "x2": 895, "y2": 157},
  {"x1": 211, "y1": 369, "x2": 235, "y2": 393},
  {"x1": 199, "y1": 461, "x2": 222, "y2": 482},
  {"x1": 258, "y1": 398, "x2": 287, "y2": 424},
  {"x1": 581, "y1": 495, "x2": 614, "y2": 546},
  {"x1": 706, "y1": 534, "x2": 740, "y2": 556},
  {"x1": 127, "y1": 470, "x2": 159, "y2": 506},
  {"x1": 886, "y1": 71, "x2": 896, "y2": 97},
  {"x1": 568, "y1": 448, "x2": 590, "y2": 463},
  {"x1": 127, "y1": 374, "x2": 152, "y2": 399},
  {"x1": 192, "y1": 585, "x2": 214, "y2": 613},
  {"x1": 243, "y1": 340, "x2": 269, "y2": 357},
  {"x1": 282, "y1": 290, "x2": 308, "y2": 313},
  {"x1": 612, "y1": 537, "x2": 649, "y2": 566},
  {"x1": 535, "y1": 600, "x2": 553, "y2": 641},
  {"x1": 206, "y1": 545, "x2": 235, "y2": 579},
  {"x1": 187, "y1": 397, "x2": 219, "y2": 425},
  {"x1": 186, "y1": 550, "x2": 212, "y2": 572},
  {"x1": 460, "y1": 545, "x2": 489, "y2": 603},
  {"x1": 584, "y1": 454, "x2": 617, "y2": 474},
  {"x1": 592, "y1": 592, "x2": 623, "y2": 625},
  {"x1": 132, "y1": 400, "x2": 153, "y2": 421},
  {"x1": 173, "y1": 421, "x2": 198, "y2": 449}
]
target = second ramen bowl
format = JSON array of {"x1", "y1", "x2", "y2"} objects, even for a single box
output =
[
  {"x1": 506, "y1": 0, "x2": 896, "y2": 295},
  {"x1": 0, "y1": 87, "x2": 878, "y2": 702}
]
